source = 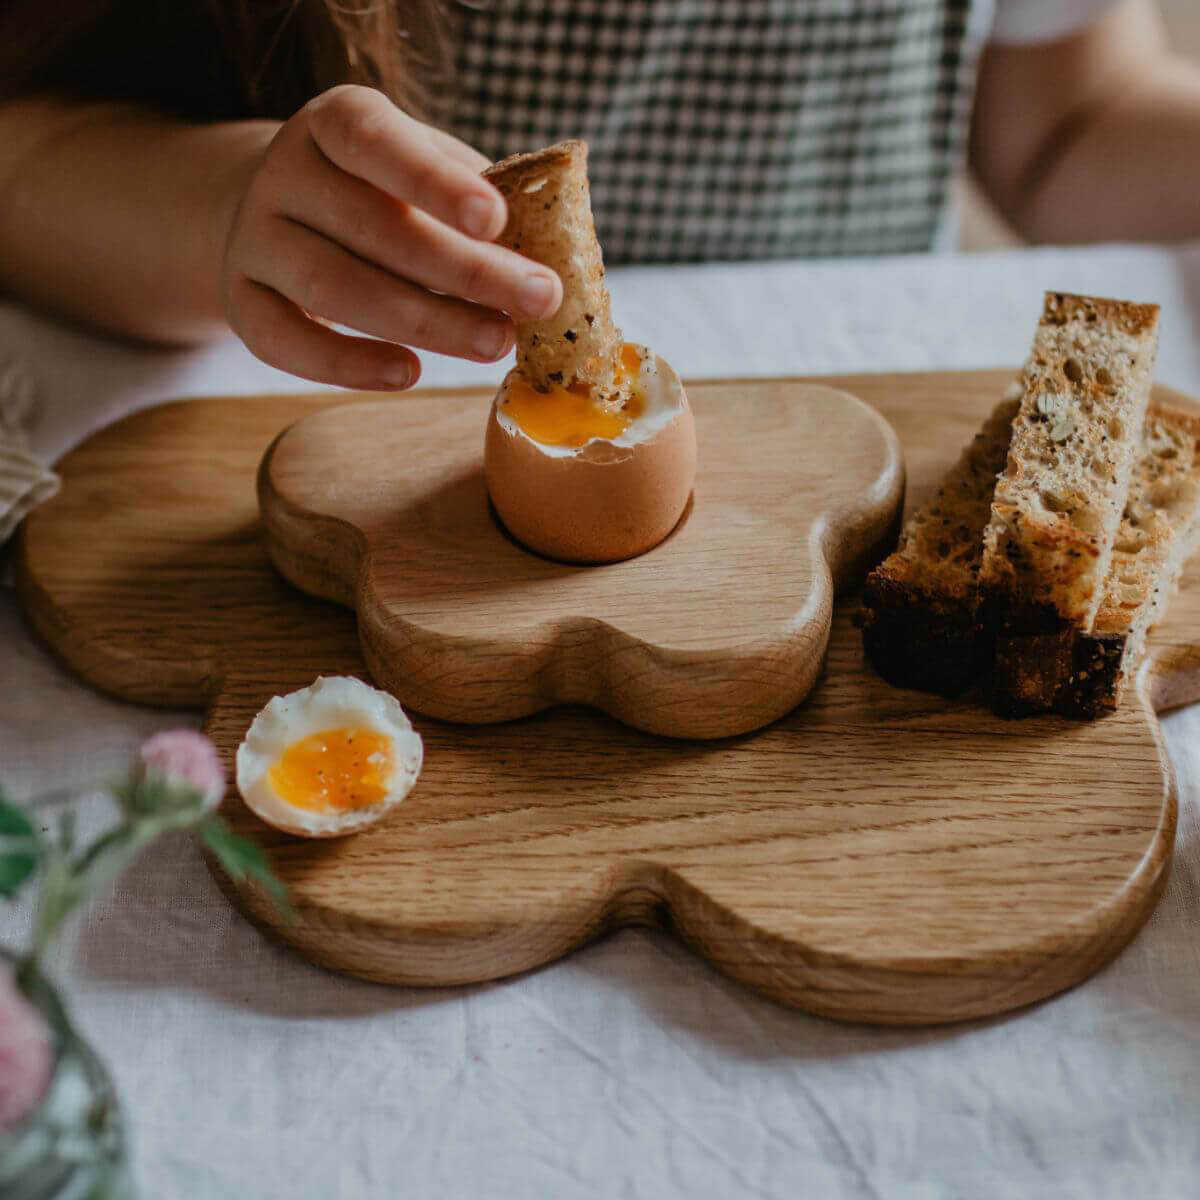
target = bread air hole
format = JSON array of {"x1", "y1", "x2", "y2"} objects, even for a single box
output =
[
  {"x1": 1108, "y1": 417, "x2": 1124, "y2": 441},
  {"x1": 1089, "y1": 455, "x2": 1115, "y2": 482},
  {"x1": 1040, "y1": 488, "x2": 1103, "y2": 534},
  {"x1": 1064, "y1": 357, "x2": 1083, "y2": 383},
  {"x1": 1149, "y1": 480, "x2": 1190, "y2": 516}
]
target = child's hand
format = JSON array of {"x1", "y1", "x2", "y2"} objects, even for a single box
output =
[{"x1": 221, "y1": 85, "x2": 562, "y2": 390}]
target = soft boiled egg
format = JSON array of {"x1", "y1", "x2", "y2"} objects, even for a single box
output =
[
  {"x1": 235, "y1": 676, "x2": 423, "y2": 838},
  {"x1": 484, "y1": 342, "x2": 697, "y2": 563},
  {"x1": 482, "y1": 140, "x2": 697, "y2": 564}
]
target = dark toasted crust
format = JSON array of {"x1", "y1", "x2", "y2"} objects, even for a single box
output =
[
  {"x1": 484, "y1": 140, "x2": 580, "y2": 191},
  {"x1": 986, "y1": 598, "x2": 1070, "y2": 717},
  {"x1": 860, "y1": 572, "x2": 985, "y2": 696},
  {"x1": 1062, "y1": 633, "x2": 1126, "y2": 718},
  {"x1": 863, "y1": 568, "x2": 1128, "y2": 714},
  {"x1": 991, "y1": 626, "x2": 1125, "y2": 719},
  {"x1": 1041, "y1": 292, "x2": 1160, "y2": 337},
  {"x1": 985, "y1": 597, "x2": 1069, "y2": 715}
]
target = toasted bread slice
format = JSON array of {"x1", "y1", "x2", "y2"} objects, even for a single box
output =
[
  {"x1": 860, "y1": 395, "x2": 1019, "y2": 695},
  {"x1": 862, "y1": 394, "x2": 1200, "y2": 716},
  {"x1": 484, "y1": 140, "x2": 622, "y2": 398},
  {"x1": 994, "y1": 403, "x2": 1200, "y2": 716},
  {"x1": 979, "y1": 293, "x2": 1160, "y2": 640}
]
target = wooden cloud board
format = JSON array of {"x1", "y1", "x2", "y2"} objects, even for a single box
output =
[{"x1": 17, "y1": 370, "x2": 1196, "y2": 1025}]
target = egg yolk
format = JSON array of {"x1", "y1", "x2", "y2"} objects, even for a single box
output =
[
  {"x1": 267, "y1": 728, "x2": 394, "y2": 813},
  {"x1": 501, "y1": 343, "x2": 646, "y2": 448}
]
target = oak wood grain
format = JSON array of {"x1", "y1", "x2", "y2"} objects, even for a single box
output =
[
  {"x1": 259, "y1": 383, "x2": 904, "y2": 738},
  {"x1": 15, "y1": 371, "x2": 1190, "y2": 1024}
]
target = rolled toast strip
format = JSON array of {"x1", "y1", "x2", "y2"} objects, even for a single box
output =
[{"x1": 484, "y1": 140, "x2": 621, "y2": 397}]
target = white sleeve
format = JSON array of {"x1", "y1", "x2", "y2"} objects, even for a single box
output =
[{"x1": 990, "y1": 0, "x2": 1122, "y2": 45}]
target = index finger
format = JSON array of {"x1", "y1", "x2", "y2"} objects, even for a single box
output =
[{"x1": 305, "y1": 85, "x2": 506, "y2": 240}]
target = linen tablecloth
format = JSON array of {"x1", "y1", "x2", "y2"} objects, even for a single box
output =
[{"x1": 4, "y1": 244, "x2": 1200, "y2": 1199}]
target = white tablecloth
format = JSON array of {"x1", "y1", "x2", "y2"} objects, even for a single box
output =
[{"x1": 4, "y1": 245, "x2": 1200, "y2": 1199}]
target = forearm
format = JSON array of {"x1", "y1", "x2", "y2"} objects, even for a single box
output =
[
  {"x1": 0, "y1": 97, "x2": 277, "y2": 344},
  {"x1": 1014, "y1": 56, "x2": 1200, "y2": 244},
  {"x1": 971, "y1": 0, "x2": 1200, "y2": 248}
]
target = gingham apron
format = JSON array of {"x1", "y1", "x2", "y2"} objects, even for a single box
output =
[{"x1": 449, "y1": 0, "x2": 983, "y2": 263}]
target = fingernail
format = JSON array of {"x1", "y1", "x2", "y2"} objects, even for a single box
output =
[
  {"x1": 519, "y1": 272, "x2": 557, "y2": 318},
  {"x1": 383, "y1": 361, "x2": 415, "y2": 389},
  {"x1": 460, "y1": 194, "x2": 499, "y2": 238},
  {"x1": 475, "y1": 323, "x2": 511, "y2": 361}
]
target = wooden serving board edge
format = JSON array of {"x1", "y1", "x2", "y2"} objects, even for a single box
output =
[{"x1": 11, "y1": 371, "x2": 1194, "y2": 1026}]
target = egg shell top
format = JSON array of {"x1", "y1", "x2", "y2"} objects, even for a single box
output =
[{"x1": 484, "y1": 351, "x2": 696, "y2": 564}]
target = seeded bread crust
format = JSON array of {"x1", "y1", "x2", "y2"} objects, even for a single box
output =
[
  {"x1": 979, "y1": 293, "x2": 1160, "y2": 637},
  {"x1": 484, "y1": 140, "x2": 622, "y2": 398}
]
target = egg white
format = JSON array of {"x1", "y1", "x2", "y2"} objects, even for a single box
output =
[
  {"x1": 494, "y1": 345, "x2": 686, "y2": 459},
  {"x1": 235, "y1": 675, "x2": 423, "y2": 838}
]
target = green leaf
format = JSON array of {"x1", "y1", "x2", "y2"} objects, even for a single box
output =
[
  {"x1": 201, "y1": 818, "x2": 292, "y2": 918},
  {"x1": 0, "y1": 792, "x2": 41, "y2": 898}
]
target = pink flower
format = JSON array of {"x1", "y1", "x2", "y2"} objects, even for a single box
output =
[
  {"x1": 0, "y1": 964, "x2": 53, "y2": 1130},
  {"x1": 136, "y1": 730, "x2": 225, "y2": 810}
]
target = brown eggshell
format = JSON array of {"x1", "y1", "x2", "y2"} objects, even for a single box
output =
[{"x1": 484, "y1": 355, "x2": 697, "y2": 564}]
